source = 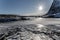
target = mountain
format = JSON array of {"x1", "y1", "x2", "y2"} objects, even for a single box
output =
[{"x1": 42, "y1": 0, "x2": 60, "y2": 18}]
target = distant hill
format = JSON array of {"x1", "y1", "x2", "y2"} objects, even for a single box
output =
[
  {"x1": 0, "y1": 14, "x2": 20, "y2": 22},
  {"x1": 0, "y1": 14, "x2": 30, "y2": 23}
]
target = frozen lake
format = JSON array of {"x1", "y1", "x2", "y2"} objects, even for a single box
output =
[
  {"x1": 0, "y1": 18, "x2": 60, "y2": 26},
  {"x1": 32, "y1": 18, "x2": 60, "y2": 25},
  {"x1": 0, "y1": 18, "x2": 60, "y2": 40}
]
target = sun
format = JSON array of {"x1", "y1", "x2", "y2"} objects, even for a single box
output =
[{"x1": 38, "y1": 6, "x2": 43, "y2": 11}]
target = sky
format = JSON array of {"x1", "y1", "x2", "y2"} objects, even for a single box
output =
[{"x1": 0, "y1": 0, "x2": 53, "y2": 15}]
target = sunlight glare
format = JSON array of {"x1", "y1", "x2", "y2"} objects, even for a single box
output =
[{"x1": 38, "y1": 6, "x2": 43, "y2": 11}]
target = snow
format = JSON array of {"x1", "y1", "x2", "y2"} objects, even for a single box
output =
[{"x1": 0, "y1": 18, "x2": 60, "y2": 40}]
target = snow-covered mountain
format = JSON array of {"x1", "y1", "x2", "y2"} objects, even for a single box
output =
[{"x1": 43, "y1": 0, "x2": 60, "y2": 18}]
